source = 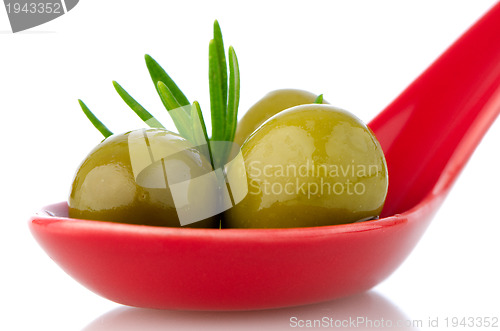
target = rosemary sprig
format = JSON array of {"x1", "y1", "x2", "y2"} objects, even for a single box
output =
[
  {"x1": 78, "y1": 20, "x2": 240, "y2": 170},
  {"x1": 209, "y1": 21, "x2": 240, "y2": 145}
]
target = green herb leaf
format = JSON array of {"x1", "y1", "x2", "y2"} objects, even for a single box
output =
[
  {"x1": 226, "y1": 46, "x2": 240, "y2": 144},
  {"x1": 209, "y1": 39, "x2": 226, "y2": 142},
  {"x1": 191, "y1": 101, "x2": 214, "y2": 166},
  {"x1": 156, "y1": 81, "x2": 192, "y2": 140},
  {"x1": 213, "y1": 20, "x2": 228, "y2": 112},
  {"x1": 112, "y1": 81, "x2": 165, "y2": 129},
  {"x1": 157, "y1": 81, "x2": 181, "y2": 110},
  {"x1": 145, "y1": 54, "x2": 191, "y2": 115},
  {"x1": 78, "y1": 99, "x2": 113, "y2": 138},
  {"x1": 314, "y1": 94, "x2": 324, "y2": 104},
  {"x1": 191, "y1": 102, "x2": 209, "y2": 146}
]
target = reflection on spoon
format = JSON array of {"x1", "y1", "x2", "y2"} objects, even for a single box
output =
[{"x1": 83, "y1": 291, "x2": 420, "y2": 331}]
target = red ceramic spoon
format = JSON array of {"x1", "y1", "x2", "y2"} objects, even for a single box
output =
[{"x1": 30, "y1": 3, "x2": 500, "y2": 311}]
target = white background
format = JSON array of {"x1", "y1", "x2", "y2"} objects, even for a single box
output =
[{"x1": 1, "y1": 1, "x2": 499, "y2": 330}]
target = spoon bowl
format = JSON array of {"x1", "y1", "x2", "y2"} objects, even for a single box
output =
[{"x1": 30, "y1": 3, "x2": 500, "y2": 310}]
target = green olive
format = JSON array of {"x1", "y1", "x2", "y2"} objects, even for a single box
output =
[
  {"x1": 223, "y1": 104, "x2": 388, "y2": 228},
  {"x1": 69, "y1": 128, "x2": 219, "y2": 228},
  {"x1": 234, "y1": 89, "x2": 326, "y2": 147}
]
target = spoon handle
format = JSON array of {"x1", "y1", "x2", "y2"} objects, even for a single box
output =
[{"x1": 370, "y1": 2, "x2": 500, "y2": 216}]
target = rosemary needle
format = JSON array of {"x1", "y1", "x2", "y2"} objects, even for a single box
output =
[
  {"x1": 113, "y1": 81, "x2": 165, "y2": 129},
  {"x1": 78, "y1": 99, "x2": 113, "y2": 138}
]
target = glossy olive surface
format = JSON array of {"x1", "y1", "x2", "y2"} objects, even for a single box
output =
[
  {"x1": 234, "y1": 89, "x2": 326, "y2": 146},
  {"x1": 224, "y1": 104, "x2": 388, "y2": 228},
  {"x1": 69, "y1": 128, "x2": 219, "y2": 228}
]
